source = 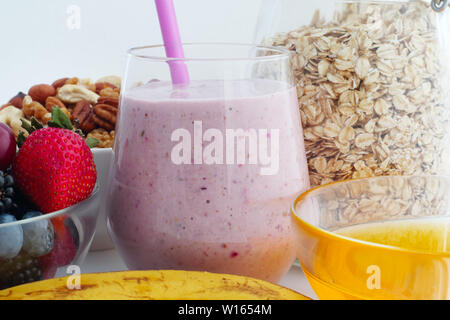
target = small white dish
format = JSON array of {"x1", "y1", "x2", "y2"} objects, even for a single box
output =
[{"x1": 91, "y1": 147, "x2": 115, "y2": 251}]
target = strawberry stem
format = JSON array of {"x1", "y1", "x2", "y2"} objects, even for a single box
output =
[{"x1": 47, "y1": 107, "x2": 73, "y2": 130}]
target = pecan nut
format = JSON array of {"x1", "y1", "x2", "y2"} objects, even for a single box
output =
[
  {"x1": 93, "y1": 104, "x2": 117, "y2": 131},
  {"x1": 80, "y1": 112, "x2": 96, "y2": 133},
  {"x1": 72, "y1": 100, "x2": 96, "y2": 133},
  {"x1": 97, "y1": 96, "x2": 119, "y2": 108}
]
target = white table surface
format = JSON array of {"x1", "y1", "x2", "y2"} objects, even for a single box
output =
[{"x1": 80, "y1": 249, "x2": 318, "y2": 300}]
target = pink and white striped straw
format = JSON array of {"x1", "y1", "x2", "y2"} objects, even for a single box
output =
[{"x1": 155, "y1": 0, "x2": 190, "y2": 85}]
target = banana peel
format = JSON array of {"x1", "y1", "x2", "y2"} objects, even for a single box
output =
[{"x1": 0, "y1": 270, "x2": 310, "y2": 300}]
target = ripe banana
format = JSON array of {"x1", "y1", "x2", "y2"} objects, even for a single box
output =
[{"x1": 0, "y1": 270, "x2": 309, "y2": 300}]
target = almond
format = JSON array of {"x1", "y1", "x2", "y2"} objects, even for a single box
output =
[
  {"x1": 28, "y1": 84, "x2": 56, "y2": 104},
  {"x1": 52, "y1": 78, "x2": 69, "y2": 90},
  {"x1": 8, "y1": 92, "x2": 26, "y2": 109}
]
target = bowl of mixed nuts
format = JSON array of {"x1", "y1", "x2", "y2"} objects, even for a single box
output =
[{"x1": 0, "y1": 75, "x2": 120, "y2": 250}]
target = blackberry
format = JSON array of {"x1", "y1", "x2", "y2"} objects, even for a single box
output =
[
  {"x1": 0, "y1": 251, "x2": 43, "y2": 290},
  {"x1": 11, "y1": 189, "x2": 38, "y2": 220},
  {"x1": 0, "y1": 169, "x2": 17, "y2": 215}
]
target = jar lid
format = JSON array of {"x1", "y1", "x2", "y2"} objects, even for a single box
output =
[{"x1": 431, "y1": 0, "x2": 449, "y2": 12}]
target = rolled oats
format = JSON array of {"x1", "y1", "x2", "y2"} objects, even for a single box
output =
[
  {"x1": 313, "y1": 176, "x2": 450, "y2": 229},
  {"x1": 265, "y1": 1, "x2": 450, "y2": 187}
]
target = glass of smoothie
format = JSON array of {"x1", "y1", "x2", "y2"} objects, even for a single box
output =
[{"x1": 106, "y1": 43, "x2": 310, "y2": 282}]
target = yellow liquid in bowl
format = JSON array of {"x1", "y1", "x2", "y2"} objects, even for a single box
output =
[
  {"x1": 338, "y1": 219, "x2": 450, "y2": 253},
  {"x1": 297, "y1": 218, "x2": 450, "y2": 300}
]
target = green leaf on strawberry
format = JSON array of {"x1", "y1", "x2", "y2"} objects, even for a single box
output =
[
  {"x1": 47, "y1": 106, "x2": 73, "y2": 130},
  {"x1": 20, "y1": 118, "x2": 33, "y2": 133},
  {"x1": 17, "y1": 132, "x2": 26, "y2": 148},
  {"x1": 30, "y1": 117, "x2": 43, "y2": 130},
  {"x1": 17, "y1": 118, "x2": 43, "y2": 148}
]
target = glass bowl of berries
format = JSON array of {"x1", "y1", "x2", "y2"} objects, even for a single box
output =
[{"x1": 0, "y1": 114, "x2": 100, "y2": 290}]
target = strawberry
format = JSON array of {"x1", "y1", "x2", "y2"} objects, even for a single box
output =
[
  {"x1": 38, "y1": 217, "x2": 77, "y2": 279},
  {"x1": 12, "y1": 127, "x2": 97, "y2": 213}
]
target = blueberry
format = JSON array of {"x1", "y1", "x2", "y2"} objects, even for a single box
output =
[
  {"x1": 4, "y1": 187, "x2": 14, "y2": 198},
  {"x1": 22, "y1": 211, "x2": 42, "y2": 220},
  {"x1": 0, "y1": 214, "x2": 15, "y2": 224},
  {"x1": 22, "y1": 212, "x2": 54, "y2": 257},
  {"x1": 0, "y1": 214, "x2": 23, "y2": 259},
  {"x1": 2, "y1": 197, "x2": 12, "y2": 210},
  {"x1": 4, "y1": 175, "x2": 13, "y2": 187},
  {"x1": 0, "y1": 176, "x2": 4, "y2": 188}
]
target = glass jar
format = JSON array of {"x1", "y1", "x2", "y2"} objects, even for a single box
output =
[
  {"x1": 106, "y1": 44, "x2": 310, "y2": 282},
  {"x1": 256, "y1": 0, "x2": 450, "y2": 187}
]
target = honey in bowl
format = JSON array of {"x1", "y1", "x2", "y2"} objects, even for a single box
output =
[
  {"x1": 338, "y1": 218, "x2": 450, "y2": 254},
  {"x1": 292, "y1": 176, "x2": 450, "y2": 300}
]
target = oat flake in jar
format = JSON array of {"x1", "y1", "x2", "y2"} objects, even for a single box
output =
[{"x1": 256, "y1": 0, "x2": 450, "y2": 187}]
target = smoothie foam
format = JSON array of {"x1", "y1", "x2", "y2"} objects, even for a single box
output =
[{"x1": 107, "y1": 79, "x2": 309, "y2": 282}]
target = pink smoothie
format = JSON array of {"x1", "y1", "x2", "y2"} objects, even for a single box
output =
[{"x1": 107, "y1": 79, "x2": 309, "y2": 282}]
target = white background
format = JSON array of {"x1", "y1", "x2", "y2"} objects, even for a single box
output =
[
  {"x1": 1, "y1": 1, "x2": 446, "y2": 103},
  {"x1": 0, "y1": 0, "x2": 272, "y2": 103}
]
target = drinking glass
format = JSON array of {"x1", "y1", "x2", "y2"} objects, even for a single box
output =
[{"x1": 106, "y1": 43, "x2": 310, "y2": 282}]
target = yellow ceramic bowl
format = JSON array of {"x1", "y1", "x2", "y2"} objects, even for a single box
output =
[{"x1": 291, "y1": 176, "x2": 450, "y2": 300}]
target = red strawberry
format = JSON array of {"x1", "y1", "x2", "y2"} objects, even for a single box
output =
[
  {"x1": 38, "y1": 217, "x2": 77, "y2": 279},
  {"x1": 12, "y1": 127, "x2": 97, "y2": 213}
]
